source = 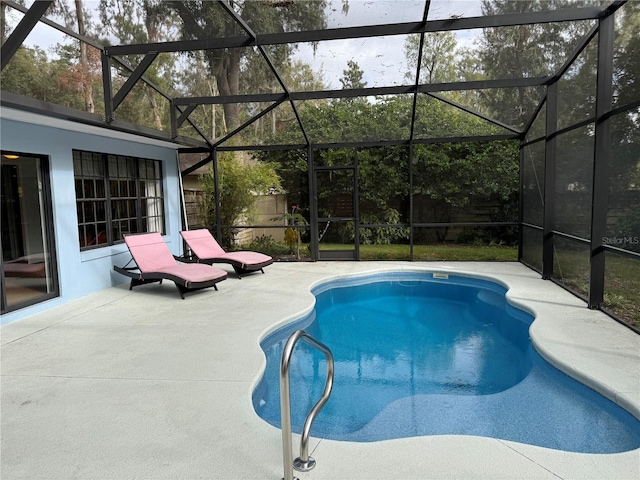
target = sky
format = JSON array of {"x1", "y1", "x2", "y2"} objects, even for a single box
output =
[
  {"x1": 294, "y1": 0, "x2": 483, "y2": 89},
  {"x1": 9, "y1": 0, "x2": 485, "y2": 91}
]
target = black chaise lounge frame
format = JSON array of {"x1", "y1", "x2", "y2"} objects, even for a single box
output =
[
  {"x1": 114, "y1": 232, "x2": 227, "y2": 299},
  {"x1": 177, "y1": 229, "x2": 274, "y2": 278}
]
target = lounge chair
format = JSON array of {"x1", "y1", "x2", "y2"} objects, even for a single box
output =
[
  {"x1": 178, "y1": 229, "x2": 274, "y2": 278},
  {"x1": 114, "y1": 232, "x2": 227, "y2": 298}
]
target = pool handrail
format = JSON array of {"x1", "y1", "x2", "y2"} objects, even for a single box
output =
[{"x1": 280, "y1": 329, "x2": 335, "y2": 480}]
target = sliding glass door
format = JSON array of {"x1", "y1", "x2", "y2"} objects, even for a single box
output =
[{"x1": 1, "y1": 152, "x2": 58, "y2": 314}]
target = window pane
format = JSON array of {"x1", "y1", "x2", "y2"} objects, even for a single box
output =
[
  {"x1": 83, "y1": 179, "x2": 95, "y2": 198},
  {"x1": 118, "y1": 180, "x2": 128, "y2": 197},
  {"x1": 83, "y1": 202, "x2": 95, "y2": 222},
  {"x1": 93, "y1": 157, "x2": 104, "y2": 176},
  {"x1": 95, "y1": 178, "x2": 105, "y2": 198},
  {"x1": 128, "y1": 199, "x2": 137, "y2": 217},
  {"x1": 96, "y1": 224, "x2": 107, "y2": 245},
  {"x1": 79, "y1": 225, "x2": 87, "y2": 248},
  {"x1": 75, "y1": 179, "x2": 83, "y2": 199},
  {"x1": 112, "y1": 221, "x2": 121, "y2": 241},
  {"x1": 85, "y1": 224, "x2": 96, "y2": 246},
  {"x1": 96, "y1": 202, "x2": 106, "y2": 222},
  {"x1": 108, "y1": 155, "x2": 117, "y2": 176}
]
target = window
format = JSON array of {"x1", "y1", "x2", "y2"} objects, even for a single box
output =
[{"x1": 73, "y1": 150, "x2": 164, "y2": 249}]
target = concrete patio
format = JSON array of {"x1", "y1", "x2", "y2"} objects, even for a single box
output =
[{"x1": 1, "y1": 262, "x2": 638, "y2": 479}]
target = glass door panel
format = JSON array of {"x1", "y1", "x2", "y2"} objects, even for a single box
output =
[{"x1": 1, "y1": 153, "x2": 58, "y2": 313}]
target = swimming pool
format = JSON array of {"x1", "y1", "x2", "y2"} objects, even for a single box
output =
[{"x1": 253, "y1": 271, "x2": 640, "y2": 453}]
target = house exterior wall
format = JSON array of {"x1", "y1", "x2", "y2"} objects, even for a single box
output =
[{"x1": 0, "y1": 111, "x2": 183, "y2": 325}]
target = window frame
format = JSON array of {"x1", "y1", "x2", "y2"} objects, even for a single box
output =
[{"x1": 73, "y1": 150, "x2": 165, "y2": 251}]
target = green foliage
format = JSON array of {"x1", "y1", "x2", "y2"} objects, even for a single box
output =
[
  {"x1": 405, "y1": 31, "x2": 458, "y2": 83},
  {"x1": 340, "y1": 60, "x2": 366, "y2": 89},
  {"x1": 340, "y1": 211, "x2": 410, "y2": 245},
  {"x1": 412, "y1": 140, "x2": 520, "y2": 235},
  {"x1": 474, "y1": 0, "x2": 595, "y2": 128},
  {"x1": 243, "y1": 234, "x2": 310, "y2": 259},
  {"x1": 0, "y1": 46, "x2": 90, "y2": 110},
  {"x1": 271, "y1": 205, "x2": 308, "y2": 258},
  {"x1": 200, "y1": 152, "x2": 282, "y2": 247},
  {"x1": 243, "y1": 235, "x2": 290, "y2": 257},
  {"x1": 165, "y1": 0, "x2": 329, "y2": 130}
]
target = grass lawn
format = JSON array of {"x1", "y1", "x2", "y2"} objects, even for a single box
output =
[
  {"x1": 547, "y1": 248, "x2": 640, "y2": 330},
  {"x1": 318, "y1": 243, "x2": 518, "y2": 261}
]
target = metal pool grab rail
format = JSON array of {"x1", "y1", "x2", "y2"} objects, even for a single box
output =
[{"x1": 280, "y1": 329, "x2": 334, "y2": 480}]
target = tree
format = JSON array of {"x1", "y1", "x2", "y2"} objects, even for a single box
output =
[
  {"x1": 165, "y1": 0, "x2": 329, "y2": 131},
  {"x1": 412, "y1": 139, "x2": 519, "y2": 242},
  {"x1": 98, "y1": 0, "x2": 178, "y2": 130},
  {"x1": 475, "y1": 0, "x2": 594, "y2": 128},
  {"x1": 200, "y1": 152, "x2": 283, "y2": 247},
  {"x1": 340, "y1": 59, "x2": 366, "y2": 89},
  {"x1": 405, "y1": 31, "x2": 458, "y2": 84}
]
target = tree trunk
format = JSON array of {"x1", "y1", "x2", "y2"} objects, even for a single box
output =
[
  {"x1": 208, "y1": 80, "x2": 217, "y2": 138},
  {"x1": 75, "y1": 0, "x2": 94, "y2": 113},
  {"x1": 147, "y1": 89, "x2": 162, "y2": 130},
  {"x1": 143, "y1": 1, "x2": 162, "y2": 130},
  {"x1": 214, "y1": 50, "x2": 241, "y2": 132}
]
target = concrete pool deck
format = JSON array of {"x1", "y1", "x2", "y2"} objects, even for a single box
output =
[{"x1": 1, "y1": 261, "x2": 639, "y2": 479}]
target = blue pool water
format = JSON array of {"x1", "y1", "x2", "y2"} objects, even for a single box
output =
[{"x1": 252, "y1": 272, "x2": 640, "y2": 453}]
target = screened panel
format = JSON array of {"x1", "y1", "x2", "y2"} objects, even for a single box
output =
[
  {"x1": 411, "y1": 227, "x2": 517, "y2": 260},
  {"x1": 438, "y1": 88, "x2": 545, "y2": 132},
  {"x1": 554, "y1": 125, "x2": 594, "y2": 239},
  {"x1": 522, "y1": 140, "x2": 545, "y2": 227},
  {"x1": 218, "y1": 101, "x2": 307, "y2": 148},
  {"x1": 358, "y1": 146, "x2": 410, "y2": 229},
  {"x1": 413, "y1": 97, "x2": 514, "y2": 139},
  {"x1": 525, "y1": 101, "x2": 546, "y2": 143},
  {"x1": 358, "y1": 233, "x2": 410, "y2": 260},
  {"x1": 428, "y1": 0, "x2": 608, "y2": 20},
  {"x1": 234, "y1": 226, "x2": 311, "y2": 261},
  {"x1": 257, "y1": 149, "x2": 309, "y2": 221},
  {"x1": 117, "y1": 82, "x2": 171, "y2": 133},
  {"x1": 551, "y1": 236, "x2": 590, "y2": 300},
  {"x1": 0, "y1": 38, "x2": 104, "y2": 116},
  {"x1": 606, "y1": 107, "x2": 640, "y2": 254},
  {"x1": 557, "y1": 33, "x2": 598, "y2": 130},
  {"x1": 316, "y1": 169, "x2": 354, "y2": 219},
  {"x1": 613, "y1": 0, "x2": 640, "y2": 109},
  {"x1": 604, "y1": 251, "x2": 640, "y2": 329},
  {"x1": 521, "y1": 225, "x2": 543, "y2": 272},
  {"x1": 297, "y1": 96, "x2": 412, "y2": 144},
  {"x1": 412, "y1": 140, "x2": 519, "y2": 225},
  {"x1": 291, "y1": 35, "x2": 413, "y2": 92}
]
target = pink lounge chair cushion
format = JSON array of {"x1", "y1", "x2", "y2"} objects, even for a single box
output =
[
  {"x1": 218, "y1": 251, "x2": 272, "y2": 266},
  {"x1": 180, "y1": 229, "x2": 226, "y2": 259},
  {"x1": 180, "y1": 229, "x2": 272, "y2": 267},
  {"x1": 124, "y1": 233, "x2": 228, "y2": 283},
  {"x1": 125, "y1": 233, "x2": 178, "y2": 272},
  {"x1": 158, "y1": 263, "x2": 227, "y2": 286}
]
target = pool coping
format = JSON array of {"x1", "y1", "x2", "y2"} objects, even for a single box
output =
[
  {"x1": 256, "y1": 264, "x2": 640, "y2": 421},
  {"x1": 2, "y1": 261, "x2": 638, "y2": 480}
]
